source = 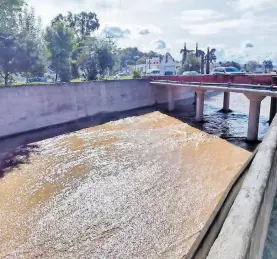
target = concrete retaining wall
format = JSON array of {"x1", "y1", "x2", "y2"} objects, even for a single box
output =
[
  {"x1": 206, "y1": 115, "x2": 277, "y2": 259},
  {"x1": 0, "y1": 79, "x2": 193, "y2": 138}
]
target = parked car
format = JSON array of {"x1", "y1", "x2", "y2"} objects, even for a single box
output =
[
  {"x1": 146, "y1": 69, "x2": 160, "y2": 76},
  {"x1": 212, "y1": 67, "x2": 246, "y2": 75},
  {"x1": 27, "y1": 77, "x2": 48, "y2": 83},
  {"x1": 182, "y1": 71, "x2": 200, "y2": 76}
]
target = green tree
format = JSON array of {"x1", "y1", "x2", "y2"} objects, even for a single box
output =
[
  {"x1": 45, "y1": 22, "x2": 76, "y2": 82},
  {"x1": 52, "y1": 12, "x2": 100, "y2": 40},
  {"x1": 77, "y1": 37, "x2": 116, "y2": 80},
  {"x1": 205, "y1": 47, "x2": 217, "y2": 74},
  {"x1": 263, "y1": 60, "x2": 273, "y2": 73},
  {"x1": 0, "y1": 33, "x2": 20, "y2": 85},
  {"x1": 178, "y1": 53, "x2": 200, "y2": 74},
  {"x1": 18, "y1": 7, "x2": 46, "y2": 81},
  {"x1": 0, "y1": 0, "x2": 25, "y2": 34},
  {"x1": 132, "y1": 70, "x2": 141, "y2": 79}
]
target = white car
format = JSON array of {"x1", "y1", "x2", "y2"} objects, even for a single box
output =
[
  {"x1": 146, "y1": 69, "x2": 161, "y2": 76},
  {"x1": 182, "y1": 71, "x2": 200, "y2": 76},
  {"x1": 212, "y1": 67, "x2": 246, "y2": 75}
]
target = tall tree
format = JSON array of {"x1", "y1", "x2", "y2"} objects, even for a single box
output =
[
  {"x1": 263, "y1": 60, "x2": 273, "y2": 73},
  {"x1": 45, "y1": 22, "x2": 76, "y2": 82},
  {"x1": 178, "y1": 53, "x2": 200, "y2": 74},
  {"x1": 0, "y1": 0, "x2": 25, "y2": 34},
  {"x1": 18, "y1": 7, "x2": 46, "y2": 80},
  {"x1": 195, "y1": 43, "x2": 205, "y2": 74},
  {"x1": 52, "y1": 12, "x2": 100, "y2": 40},
  {"x1": 205, "y1": 47, "x2": 217, "y2": 74},
  {"x1": 180, "y1": 43, "x2": 194, "y2": 66},
  {"x1": 77, "y1": 37, "x2": 116, "y2": 80},
  {"x1": 0, "y1": 33, "x2": 20, "y2": 85}
]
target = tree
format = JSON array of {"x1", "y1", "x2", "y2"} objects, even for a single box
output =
[
  {"x1": 52, "y1": 12, "x2": 100, "y2": 40},
  {"x1": 17, "y1": 7, "x2": 46, "y2": 80},
  {"x1": 247, "y1": 60, "x2": 258, "y2": 73},
  {"x1": 0, "y1": 0, "x2": 25, "y2": 34},
  {"x1": 195, "y1": 44, "x2": 205, "y2": 74},
  {"x1": 77, "y1": 37, "x2": 116, "y2": 80},
  {"x1": 205, "y1": 47, "x2": 216, "y2": 74},
  {"x1": 0, "y1": 33, "x2": 20, "y2": 85},
  {"x1": 178, "y1": 53, "x2": 200, "y2": 74},
  {"x1": 180, "y1": 43, "x2": 194, "y2": 66},
  {"x1": 45, "y1": 22, "x2": 76, "y2": 82},
  {"x1": 263, "y1": 60, "x2": 273, "y2": 73}
]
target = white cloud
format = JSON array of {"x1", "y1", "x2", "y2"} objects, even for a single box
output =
[
  {"x1": 178, "y1": 9, "x2": 225, "y2": 23},
  {"x1": 241, "y1": 41, "x2": 254, "y2": 48},
  {"x1": 25, "y1": 0, "x2": 277, "y2": 63},
  {"x1": 102, "y1": 24, "x2": 131, "y2": 39},
  {"x1": 137, "y1": 25, "x2": 162, "y2": 35},
  {"x1": 182, "y1": 17, "x2": 252, "y2": 35},
  {"x1": 153, "y1": 39, "x2": 167, "y2": 50},
  {"x1": 228, "y1": 0, "x2": 277, "y2": 12}
]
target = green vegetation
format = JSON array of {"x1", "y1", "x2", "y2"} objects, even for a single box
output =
[
  {"x1": 132, "y1": 70, "x2": 141, "y2": 79},
  {"x1": 45, "y1": 22, "x2": 76, "y2": 82},
  {"x1": 179, "y1": 43, "x2": 217, "y2": 74}
]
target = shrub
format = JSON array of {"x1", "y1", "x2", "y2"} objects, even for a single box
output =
[{"x1": 132, "y1": 70, "x2": 141, "y2": 79}]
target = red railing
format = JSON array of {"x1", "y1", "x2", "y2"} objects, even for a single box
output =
[{"x1": 145, "y1": 75, "x2": 277, "y2": 86}]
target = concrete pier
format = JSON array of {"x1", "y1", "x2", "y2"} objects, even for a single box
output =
[
  {"x1": 245, "y1": 94, "x2": 265, "y2": 142},
  {"x1": 196, "y1": 90, "x2": 206, "y2": 122},
  {"x1": 223, "y1": 92, "x2": 230, "y2": 113},
  {"x1": 269, "y1": 97, "x2": 277, "y2": 123},
  {"x1": 167, "y1": 86, "x2": 175, "y2": 111}
]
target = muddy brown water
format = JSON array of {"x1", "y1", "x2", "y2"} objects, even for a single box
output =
[{"x1": 0, "y1": 92, "x2": 272, "y2": 258}]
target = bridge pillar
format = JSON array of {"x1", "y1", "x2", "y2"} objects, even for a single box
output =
[
  {"x1": 245, "y1": 94, "x2": 265, "y2": 142},
  {"x1": 223, "y1": 92, "x2": 230, "y2": 112},
  {"x1": 167, "y1": 86, "x2": 175, "y2": 111},
  {"x1": 196, "y1": 90, "x2": 206, "y2": 122},
  {"x1": 269, "y1": 97, "x2": 277, "y2": 124}
]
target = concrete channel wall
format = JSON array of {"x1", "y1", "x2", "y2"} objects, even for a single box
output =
[
  {"x1": 0, "y1": 79, "x2": 193, "y2": 138},
  {"x1": 195, "y1": 115, "x2": 277, "y2": 259}
]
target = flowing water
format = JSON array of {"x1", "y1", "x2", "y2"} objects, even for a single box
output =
[
  {"x1": 0, "y1": 91, "x2": 273, "y2": 258},
  {"x1": 172, "y1": 91, "x2": 271, "y2": 152}
]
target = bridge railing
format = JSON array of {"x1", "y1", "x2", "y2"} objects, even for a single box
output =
[
  {"x1": 145, "y1": 75, "x2": 276, "y2": 86},
  {"x1": 185, "y1": 115, "x2": 277, "y2": 259}
]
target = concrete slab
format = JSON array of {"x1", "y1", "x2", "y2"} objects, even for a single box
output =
[{"x1": 0, "y1": 112, "x2": 250, "y2": 258}]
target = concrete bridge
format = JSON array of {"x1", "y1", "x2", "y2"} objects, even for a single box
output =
[{"x1": 150, "y1": 75, "x2": 277, "y2": 142}]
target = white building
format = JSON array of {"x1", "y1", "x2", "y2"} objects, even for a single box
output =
[
  {"x1": 160, "y1": 53, "x2": 179, "y2": 75},
  {"x1": 145, "y1": 57, "x2": 160, "y2": 70}
]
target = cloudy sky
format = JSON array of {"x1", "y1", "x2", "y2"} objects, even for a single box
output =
[{"x1": 26, "y1": 0, "x2": 277, "y2": 63}]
